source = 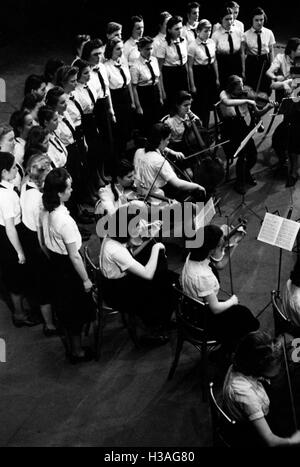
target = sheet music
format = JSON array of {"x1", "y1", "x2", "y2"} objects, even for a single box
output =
[{"x1": 257, "y1": 213, "x2": 300, "y2": 251}]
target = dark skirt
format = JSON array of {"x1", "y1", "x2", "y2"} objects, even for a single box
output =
[
  {"x1": 0, "y1": 223, "x2": 26, "y2": 294},
  {"x1": 94, "y1": 96, "x2": 114, "y2": 173},
  {"x1": 245, "y1": 54, "x2": 271, "y2": 95},
  {"x1": 48, "y1": 251, "x2": 95, "y2": 334},
  {"x1": 137, "y1": 84, "x2": 162, "y2": 136},
  {"x1": 110, "y1": 86, "x2": 133, "y2": 156},
  {"x1": 19, "y1": 224, "x2": 53, "y2": 305},
  {"x1": 162, "y1": 65, "x2": 189, "y2": 110},
  {"x1": 216, "y1": 52, "x2": 242, "y2": 89},
  {"x1": 192, "y1": 64, "x2": 218, "y2": 126}
]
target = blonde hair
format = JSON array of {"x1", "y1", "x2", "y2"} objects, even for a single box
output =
[
  {"x1": 197, "y1": 19, "x2": 212, "y2": 31},
  {"x1": 26, "y1": 153, "x2": 52, "y2": 190}
]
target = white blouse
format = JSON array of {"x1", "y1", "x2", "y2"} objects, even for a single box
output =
[
  {"x1": 66, "y1": 93, "x2": 83, "y2": 128},
  {"x1": 41, "y1": 204, "x2": 82, "y2": 255},
  {"x1": 130, "y1": 56, "x2": 160, "y2": 86},
  {"x1": 212, "y1": 27, "x2": 244, "y2": 54},
  {"x1": 99, "y1": 237, "x2": 136, "y2": 279},
  {"x1": 134, "y1": 147, "x2": 175, "y2": 196},
  {"x1": 73, "y1": 83, "x2": 97, "y2": 114},
  {"x1": 152, "y1": 33, "x2": 166, "y2": 58},
  {"x1": 88, "y1": 63, "x2": 110, "y2": 100},
  {"x1": 155, "y1": 38, "x2": 188, "y2": 66},
  {"x1": 104, "y1": 59, "x2": 131, "y2": 90},
  {"x1": 188, "y1": 38, "x2": 216, "y2": 65},
  {"x1": 20, "y1": 181, "x2": 42, "y2": 232},
  {"x1": 123, "y1": 37, "x2": 140, "y2": 67},
  {"x1": 244, "y1": 27, "x2": 275, "y2": 56},
  {"x1": 57, "y1": 111, "x2": 75, "y2": 147},
  {"x1": 181, "y1": 255, "x2": 220, "y2": 302},
  {"x1": 0, "y1": 180, "x2": 21, "y2": 226},
  {"x1": 48, "y1": 132, "x2": 68, "y2": 167},
  {"x1": 182, "y1": 23, "x2": 199, "y2": 45}
]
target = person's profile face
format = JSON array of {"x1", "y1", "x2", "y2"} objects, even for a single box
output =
[
  {"x1": 222, "y1": 14, "x2": 234, "y2": 30},
  {"x1": 189, "y1": 7, "x2": 199, "y2": 23},
  {"x1": 198, "y1": 27, "x2": 211, "y2": 41}
]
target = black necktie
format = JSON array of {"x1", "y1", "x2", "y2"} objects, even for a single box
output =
[
  {"x1": 202, "y1": 42, "x2": 211, "y2": 64},
  {"x1": 227, "y1": 31, "x2": 234, "y2": 54},
  {"x1": 50, "y1": 133, "x2": 64, "y2": 153},
  {"x1": 62, "y1": 117, "x2": 76, "y2": 139},
  {"x1": 255, "y1": 30, "x2": 262, "y2": 56},
  {"x1": 145, "y1": 60, "x2": 156, "y2": 85},
  {"x1": 85, "y1": 85, "x2": 96, "y2": 105},
  {"x1": 0, "y1": 183, "x2": 20, "y2": 196},
  {"x1": 69, "y1": 95, "x2": 84, "y2": 119},
  {"x1": 94, "y1": 67, "x2": 106, "y2": 96},
  {"x1": 175, "y1": 41, "x2": 183, "y2": 66},
  {"x1": 192, "y1": 28, "x2": 197, "y2": 39},
  {"x1": 115, "y1": 64, "x2": 127, "y2": 88}
]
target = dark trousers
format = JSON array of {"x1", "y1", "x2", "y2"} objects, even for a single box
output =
[{"x1": 94, "y1": 96, "x2": 115, "y2": 175}]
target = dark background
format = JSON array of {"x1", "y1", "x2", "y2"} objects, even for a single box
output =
[{"x1": 1, "y1": 0, "x2": 299, "y2": 45}]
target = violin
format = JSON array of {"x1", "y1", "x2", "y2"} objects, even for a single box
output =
[
  {"x1": 236, "y1": 85, "x2": 278, "y2": 110},
  {"x1": 222, "y1": 217, "x2": 247, "y2": 246}
]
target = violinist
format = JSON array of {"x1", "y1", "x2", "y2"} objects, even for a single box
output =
[
  {"x1": 223, "y1": 331, "x2": 300, "y2": 446},
  {"x1": 266, "y1": 37, "x2": 300, "y2": 102},
  {"x1": 133, "y1": 122, "x2": 205, "y2": 202},
  {"x1": 99, "y1": 204, "x2": 176, "y2": 346},
  {"x1": 188, "y1": 19, "x2": 219, "y2": 128},
  {"x1": 95, "y1": 158, "x2": 135, "y2": 218},
  {"x1": 181, "y1": 224, "x2": 259, "y2": 353},
  {"x1": 244, "y1": 7, "x2": 275, "y2": 95},
  {"x1": 219, "y1": 75, "x2": 273, "y2": 194}
]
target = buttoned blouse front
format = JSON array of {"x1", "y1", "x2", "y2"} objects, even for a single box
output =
[
  {"x1": 123, "y1": 37, "x2": 140, "y2": 67},
  {"x1": 130, "y1": 56, "x2": 160, "y2": 86},
  {"x1": 182, "y1": 23, "x2": 199, "y2": 45},
  {"x1": 41, "y1": 204, "x2": 82, "y2": 255},
  {"x1": 188, "y1": 38, "x2": 216, "y2": 65},
  {"x1": 88, "y1": 63, "x2": 110, "y2": 99},
  {"x1": 155, "y1": 38, "x2": 188, "y2": 66},
  {"x1": 181, "y1": 255, "x2": 220, "y2": 302},
  {"x1": 104, "y1": 59, "x2": 131, "y2": 90},
  {"x1": 73, "y1": 83, "x2": 97, "y2": 114},
  {"x1": 134, "y1": 148, "x2": 175, "y2": 194},
  {"x1": 0, "y1": 180, "x2": 21, "y2": 226},
  {"x1": 212, "y1": 27, "x2": 244, "y2": 54},
  {"x1": 48, "y1": 132, "x2": 68, "y2": 167},
  {"x1": 268, "y1": 53, "x2": 292, "y2": 79},
  {"x1": 57, "y1": 111, "x2": 75, "y2": 146},
  {"x1": 213, "y1": 19, "x2": 244, "y2": 34},
  {"x1": 244, "y1": 27, "x2": 275, "y2": 56},
  {"x1": 66, "y1": 93, "x2": 82, "y2": 128}
]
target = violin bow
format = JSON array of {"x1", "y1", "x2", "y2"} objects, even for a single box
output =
[
  {"x1": 226, "y1": 216, "x2": 234, "y2": 295},
  {"x1": 142, "y1": 155, "x2": 168, "y2": 204},
  {"x1": 281, "y1": 333, "x2": 298, "y2": 432},
  {"x1": 184, "y1": 140, "x2": 230, "y2": 161},
  {"x1": 163, "y1": 151, "x2": 194, "y2": 183}
]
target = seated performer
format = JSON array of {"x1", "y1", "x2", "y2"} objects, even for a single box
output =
[
  {"x1": 282, "y1": 257, "x2": 300, "y2": 328},
  {"x1": 98, "y1": 204, "x2": 176, "y2": 345},
  {"x1": 223, "y1": 331, "x2": 300, "y2": 446},
  {"x1": 133, "y1": 122, "x2": 205, "y2": 202},
  {"x1": 181, "y1": 224, "x2": 259, "y2": 353},
  {"x1": 219, "y1": 74, "x2": 273, "y2": 194}
]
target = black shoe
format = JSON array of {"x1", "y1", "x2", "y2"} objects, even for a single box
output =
[
  {"x1": 233, "y1": 183, "x2": 246, "y2": 195},
  {"x1": 286, "y1": 175, "x2": 297, "y2": 187},
  {"x1": 247, "y1": 175, "x2": 257, "y2": 186},
  {"x1": 12, "y1": 316, "x2": 40, "y2": 327},
  {"x1": 69, "y1": 347, "x2": 94, "y2": 364}
]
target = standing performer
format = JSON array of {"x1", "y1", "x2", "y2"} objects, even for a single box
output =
[
  {"x1": 212, "y1": 6, "x2": 245, "y2": 89},
  {"x1": 38, "y1": 106, "x2": 68, "y2": 168},
  {"x1": 0, "y1": 152, "x2": 37, "y2": 327},
  {"x1": 152, "y1": 11, "x2": 172, "y2": 58},
  {"x1": 156, "y1": 16, "x2": 189, "y2": 111},
  {"x1": 131, "y1": 37, "x2": 163, "y2": 137},
  {"x1": 9, "y1": 109, "x2": 34, "y2": 167},
  {"x1": 41, "y1": 168, "x2": 95, "y2": 363},
  {"x1": 244, "y1": 7, "x2": 275, "y2": 95},
  {"x1": 123, "y1": 15, "x2": 144, "y2": 67},
  {"x1": 104, "y1": 37, "x2": 135, "y2": 159},
  {"x1": 213, "y1": 1, "x2": 244, "y2": 34},
  {"x1": 188, "y1": 19, "x2": 219, "y2": 128},
  {"x1": 182, "y1": 2, "x2": 201, "y2": 46}
]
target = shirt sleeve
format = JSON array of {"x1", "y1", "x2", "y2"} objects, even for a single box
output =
[
  {"x1": 98, "y1": 187, "x2": 116, "y2": 216},
  {"x1": 268, "y1": 54, "x2": 281, "y2": 74},
  {"x1": 188, "y1": 43, "x2": 196, "y2": 58},
  {"x1": 61, "y1": 217, "x2": 80, "y2": 245},
  {"x1": 235, "y1": 387, "x2": 266, "y2": 421},
  {"x1": 155, "y1": 41, "x2": 166, "y2": 60},
  {"x1": 112, "y1": 245, "x2": 136, "y2": 273},
  {"x1": 0, "y1": 193, "x2": 16, "y2": 221},
  {"x1": 130, "y1": 64, "x2": 139, "y2": 85},
  {"x1": 160, "y1": 160, "x2": 176, "y2": 183}
]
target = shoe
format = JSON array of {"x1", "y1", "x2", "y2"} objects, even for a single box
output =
[
  {"x1": 286, "y1": 175, "x2": 297, "y2": 187},
  {"x1": 69, "y1": 347, "x2": 94, "y2": 364},
  {"x1": 43, "y1": 325, "x2": 59, "y2": 337},
  {"x1": 12, "y1": 316, "x2": 40, "y2": 328},
  {"x1": 233, "y1": 183, "x2": 246, "y2": 195},
  {"x1": 246, "y1": 175, "x2": 257, "y2": 186},
  {"x1": 139, "y1": 334, "x2": 169, "y2": 347}
]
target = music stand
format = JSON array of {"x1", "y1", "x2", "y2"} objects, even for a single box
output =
[{"x1": 229, "y1": 121, "x2": 264, "y2": 222}]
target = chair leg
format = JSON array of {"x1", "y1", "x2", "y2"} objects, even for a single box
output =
[{"x1": 168, "y1": 333, "x2": 184, "y2": 380}]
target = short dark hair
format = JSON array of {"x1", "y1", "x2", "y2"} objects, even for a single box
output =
[
  {"x1": 24, "y1": 74, "x2": 45, "y2": 97},
  {"x1": 24, "y1": 126, "x2": 49, "y2": 167},
  {"x1": 0, "y1": 123, "x2": 13, "y2": 142},
  {"x1": 81, "y1": 38, "x2": 103, "y2": 61},
  {"x1": 170, "y1": 90, "x2": 193, "y2": 115},
  {"x1": 166, "y1": 16, "x2": 183, "y2": 45},
  {"x1": 189, "y1": 224, "x2": 223, "y2": 261},
  {"x1": 137, "y1": 36, "x2": 154, "y2": 50},
  {"x1": 111, "y1": 158, "x2": 134, "y2": 201},
  {"x1": 158, "y1": 11, "x2": 172, "y2": 27},
  {"x1": 251, "y1": 6, "x2": 267, "y2": 23},
  {"x1": 187, "y1": 2, "x2": 200, "y2": 14},
  {"x1": 38, "y1": 105, "x2": 57, "y2": 127},
  {"x1": 21, "y1": 93, "x2": 41, "y2": 112},
  {"x1": 45, "y1": 86, "x2": 65, "y2": 109},
  {"x1": 285, "y1": 37, "x2": 300, "y2": 56},
  {"x1": 0, "y1": 151, "x2": 15, "y2": 179},
  {"x1": 9, "y1": 109, "x2": 31, "y2": 137},
  {"x1": 225, "y1": 74, "x2": 243, "y2": 93},
  {"x1": 42, "y1": 167, "x2": 71, "y2": 212},
  {"x1": 225, "y1": 1, "x2": 240, "y2": 9},
  {"x1": 219, "y1": 6, "x2": 234, "y2": 22},
  {"x1": 233, "y1": 331, "x2": 282, "y2": 377},
  {"x1": 44, "y1": 58, "x2": 65, "y2": 83},
  {"x1": 129, "y1": 15, "x2": 144, "y2": 34},
  {"x1": 72, "y1": 58, "x2": 90, "y2": 79},
  {"x1": 145, "y1": 123, "x2": 171, "y2": 152},
  {"x1": 104, "y1": 37, "x2": 123, "y2": 60},
  {"x1": 106, "y1": 22, "x2": 122, "y2": 36}
]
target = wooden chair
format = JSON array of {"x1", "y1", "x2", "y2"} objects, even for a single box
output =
[
  {"x1": 271, "y1": 290, "x2": 300, "y2": 338},
  {"x1": 168, "y1": 284, "x2": 221, "y2": 401},
  {"x1": 208, "y1": 382, "x2": 237, "y2": 447},
  {"x1": 83, "y1": 244, "x2": 140, "y2": 360}
]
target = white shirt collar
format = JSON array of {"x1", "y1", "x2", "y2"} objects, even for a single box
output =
[{"x1": 0, "y1": 180, "x2": 14, "y2": 189}]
